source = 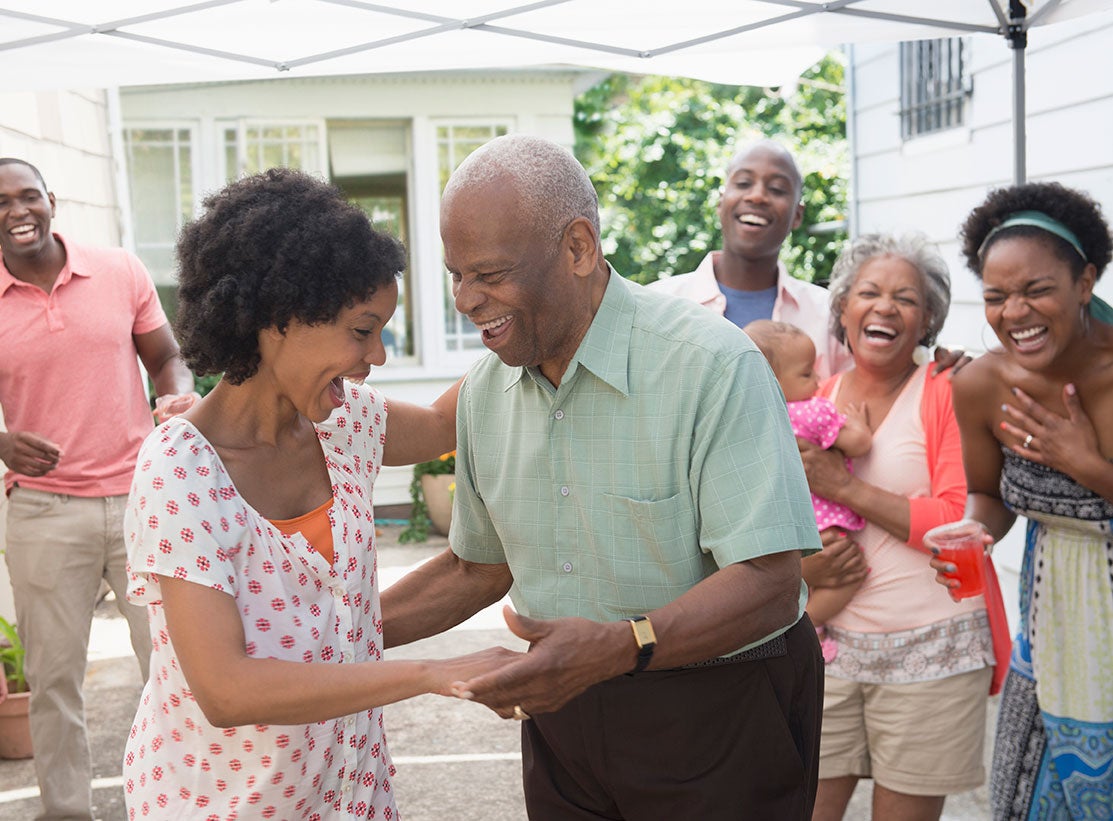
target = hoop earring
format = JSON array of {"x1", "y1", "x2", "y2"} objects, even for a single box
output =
[{"x1": 981, "y1": 321, "x2": 1002, "y2": 353}]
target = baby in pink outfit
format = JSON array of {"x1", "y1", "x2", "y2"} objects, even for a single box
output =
[{"x1": 744, "y1": 320, "x2": 872, "y2": 662}]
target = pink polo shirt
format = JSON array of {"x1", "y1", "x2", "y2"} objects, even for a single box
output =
[{"x1": 0, "y1": 234, "x2": 168, "y2": 497}]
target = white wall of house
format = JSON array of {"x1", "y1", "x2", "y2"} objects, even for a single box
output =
[
  {"x1": 847, "y1": 9, "x2": 1113, "y2": 586},
  {"x1": 848, "y1": 9, "x2": 1113, "y2": 352},
  {"x1": 120, "y1": 70, "x2": 583, "y2": 506},
  {"x1": 0, "y1": 88, "x2": 123, "y2": 621}
]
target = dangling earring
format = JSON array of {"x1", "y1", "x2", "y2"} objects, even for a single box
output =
[
  {"x1": 1081, "y1": 301, "x2": 1092, "y2": 336},
  {"x1": 981, "y1": 321, "x2": 1001, "y2": 352}
]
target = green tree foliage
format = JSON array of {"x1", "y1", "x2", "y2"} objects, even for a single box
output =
[{"x1": 574, "y1": 53, "x2": 848, "y2": 286}]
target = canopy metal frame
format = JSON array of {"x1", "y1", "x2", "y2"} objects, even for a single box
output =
[{"x1": 0, "y1": 0, "x2": 1084, "y2": 182}]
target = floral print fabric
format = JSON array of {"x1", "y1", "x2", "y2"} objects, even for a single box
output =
[{"x1": 122, "y1": 382, "x2": 398, "y2": 820}]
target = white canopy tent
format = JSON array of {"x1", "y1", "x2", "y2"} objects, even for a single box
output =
[{"x1": 0, "y1": 0, "x2": 1108, "y2": 181}]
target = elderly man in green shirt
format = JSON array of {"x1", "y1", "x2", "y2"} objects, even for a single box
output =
[{"x1": 382, "y1": 134, "x2": 824, "y2": 819}]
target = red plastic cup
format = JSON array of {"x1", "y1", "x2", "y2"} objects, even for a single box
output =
[{"x1": 924, "y1": 519, "x2": 987, "y2": 599}]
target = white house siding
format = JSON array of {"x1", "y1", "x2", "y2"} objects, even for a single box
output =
[
  {"x1": 849, "y1": 9, "x2": 1113, "y2": 351},
  {"x1": 121, "y1": 71, "x2": 581, "y2": 506},
  {"x1": 848, "y1": 8, "x2": 1113, "y2": 599},
  {"x1": 0, "y1": 89, "x2": 122, "y2": 620}
]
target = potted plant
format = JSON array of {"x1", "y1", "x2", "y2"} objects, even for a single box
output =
[
  {"x1": 398, "y1": 451, "x2": 455, "y2": 543},
  {"x1": 0, "y1": 615, "x2": 32, "y2": 759}
]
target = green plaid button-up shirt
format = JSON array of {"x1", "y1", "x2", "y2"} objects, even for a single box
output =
[{"x1": 452, "y1": 270, "x2": 820, "y2": 651}]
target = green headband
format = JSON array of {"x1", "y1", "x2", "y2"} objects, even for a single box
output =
[{"x1": 979, "y1": 210, "x2": 1088, "y2": 262}]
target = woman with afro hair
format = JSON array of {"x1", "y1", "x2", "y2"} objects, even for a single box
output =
[
  {"x1": 121, "y1": 168, "x2": 518, "y2": 819},
  {"x1": 937, "y1": 181, "x2": 1113, "y2": 819}
]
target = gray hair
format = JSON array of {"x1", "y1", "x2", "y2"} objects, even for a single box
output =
[
  {"x1": 828, "y1": 233, "x2": 951, "y2": 347},
  {"x1": 442, "y1": 134, "x2": 600, "y2": 246}
]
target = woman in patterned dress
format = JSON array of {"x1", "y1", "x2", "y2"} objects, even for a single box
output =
[
  {"x1": 121, "y1": 168, "x2": 518, "y2": 820},
  {"x1": 799, "y1": 233, "x2": 1008, "y2": 821},
  {"x1": 947, "y1": 182, "x2": 1113, "y2": 820}
]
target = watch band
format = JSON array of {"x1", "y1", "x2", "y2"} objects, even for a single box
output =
[{"x1": 626, "y1": 615, "x2": 657, "y2": 675}]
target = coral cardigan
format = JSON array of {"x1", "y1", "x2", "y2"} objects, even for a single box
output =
[{"x1": 817, "y1": 367, "x2": 1011, "y2": 695}]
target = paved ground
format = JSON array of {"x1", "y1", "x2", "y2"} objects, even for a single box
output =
[{"x1": 0, "y1": 525, "x2": 996, "y2": 820}]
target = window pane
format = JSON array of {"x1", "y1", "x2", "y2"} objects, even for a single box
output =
[
  {"x1": 125, "y1": 127, "x2": 193, "y2": 282},
  {"x1": 435, "y1": 122, "x2": 511, "y2": 351},
  {"x1": 899, "y1": 38, "x2": 968, "y2": 140}
]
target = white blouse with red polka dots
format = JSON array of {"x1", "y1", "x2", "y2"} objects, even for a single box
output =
[{"x1": 123, "y1": 382, "x2": 398, "y2": 820}]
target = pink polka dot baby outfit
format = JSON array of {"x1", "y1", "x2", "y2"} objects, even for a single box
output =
[
  {"x1": 123, "y1": 382, "x2": 398, "y2": 820},
  {"x1": 787, "y1": 396, "x2": 865, "y2": 531}
]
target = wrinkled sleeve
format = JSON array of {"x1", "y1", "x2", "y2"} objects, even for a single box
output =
[
  {"x1": 124, "y1": 422, "x2": 246, "y2": 604},
  {"x1": 695, "y1": 349, "x2": 823, "y2": 567},
  {"x1": 126, "y1": 250, "x2": 170, "y2": 336},
  {"x1": 449, "y1": 375, "x2": 506, "y2": 565}
]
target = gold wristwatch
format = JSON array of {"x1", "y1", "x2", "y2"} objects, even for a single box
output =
[{"x1": 626, "y1": 615, "x2": 657, "y2": 675}]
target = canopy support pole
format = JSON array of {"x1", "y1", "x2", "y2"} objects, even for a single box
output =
[{"x1": 1007, "y1": 0, "x2": 1028, "y2": 184}]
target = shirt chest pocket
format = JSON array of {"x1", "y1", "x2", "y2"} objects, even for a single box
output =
[{"x1": 597, "y1": 492, "x2": 706, "y2": 601}]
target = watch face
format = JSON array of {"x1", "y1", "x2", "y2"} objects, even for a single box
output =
[{"x1": 630, "y1": 617, "x2": 657, "y2": 647}]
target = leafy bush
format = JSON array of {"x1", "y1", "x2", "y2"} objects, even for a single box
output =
[
  {"x1": 574, "y1": 52, "x2": 848, "y2": 287},
  {"x1": 398, "y1": 451, "x2": 455, "y2": 543},
  {"x1": 0, "y1": 616, "x2": 27, "y2": 693}
]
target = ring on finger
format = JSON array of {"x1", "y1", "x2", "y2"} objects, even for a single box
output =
[
  {"x1": 512, "y1": 705, "x2": 531, "y2": 721},
  {"x1": 1023, "y1": 434, "x2": 1033, "y2": 449}
]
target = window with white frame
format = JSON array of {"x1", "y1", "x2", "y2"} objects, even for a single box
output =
[
  {"x1": 123, "y1": 126, "x2": 195, "y2": 285},
  {"x1": 436, "y1": 122, "x2": 510, "y2": 352},
  {"x1": 221, "y1": 121, "x2": 326, "y2": 180},
  {"x1": 329, "y1": 120, "x2": 415, "y2": 363},
  {"x1": 899, "y1": 38, "x2": 971, "y2": 140}
]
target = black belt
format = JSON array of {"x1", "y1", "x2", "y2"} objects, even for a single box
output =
[{"x1": 662, "y1": 631, "x2": 788, "y2": 672}]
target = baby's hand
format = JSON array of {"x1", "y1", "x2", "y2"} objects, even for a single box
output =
[{"x1": 844, "y1": 402, "x2": 869, "y2": 429}]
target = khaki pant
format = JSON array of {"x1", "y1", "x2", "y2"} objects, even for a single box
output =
[{"x1": 5, "y1": 487, "x2": 151, "y2": 821}]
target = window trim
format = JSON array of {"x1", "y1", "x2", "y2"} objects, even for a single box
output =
[
  {"x1": 899, "y1": 38, "x2": 972, "y2": 142},
  {"x1": 122, "y1": 121, "x2": 200, "y2": 285}
]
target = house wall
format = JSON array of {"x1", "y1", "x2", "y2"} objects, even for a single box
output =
[
  {"x1": 0, "y1": 88, "x2": 122, "y2": 621},
  {"x1": 848, "y1": 9, "x2": 1113, "y2": 580},
  {"x1": 121, "y1": 71, "x2": 581, "y2": 506},
  {"x1": 849, "y1": 9, "x2": 1113, "y2": 352}
]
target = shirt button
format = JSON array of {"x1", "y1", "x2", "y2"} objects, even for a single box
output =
[
  {"x1": 554, "y1": 409, "x2": 564, "y2": 420},
  {"x1": 560, "y1": 486, "x2": 570, "y2": 496},
  {"x1": 562, "y1": 562, "x2": 573, "y2": 573}
]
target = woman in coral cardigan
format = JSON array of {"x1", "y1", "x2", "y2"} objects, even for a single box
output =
[{"x1": 798, "y1": 233, "x2": 1009, "y2": 821}]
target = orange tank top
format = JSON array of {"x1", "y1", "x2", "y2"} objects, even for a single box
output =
[{"x1": 268, "y1": 498, "x2": 335, "y2": 565}]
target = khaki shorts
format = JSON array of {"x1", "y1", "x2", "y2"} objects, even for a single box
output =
[{"x1": 819, "y1": 667, "x2": 992, "y2": 795}]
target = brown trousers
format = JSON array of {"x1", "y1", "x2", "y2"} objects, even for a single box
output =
[{"x1": 522, "y1": 615, "x2": 823, "y2": 820}]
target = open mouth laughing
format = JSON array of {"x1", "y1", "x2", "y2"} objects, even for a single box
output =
[
  {"x1": 1007, "y1": 325, "x2": 1048, "y2": 352},
  {"x1": 474, "y1": 314, "x2": 512, "y2": 343},
  {"x1": 863, "y1": 323, "x2": 898, "y2": 342},
  {"x1": 8, "y1": 224, "x2": 38, "y2": 243}
]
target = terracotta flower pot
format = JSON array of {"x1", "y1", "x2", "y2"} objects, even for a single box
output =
[
  {"x1": 420, "y1": 474, "x2": 455, "y2": 537},
  {"x1": 0, "y1": 690, "x2": 33, "y2": 759}
]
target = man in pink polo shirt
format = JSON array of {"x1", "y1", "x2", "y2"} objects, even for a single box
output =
[
  {"x1": 0, "y1": 158, "x2": 197, "y2": 820},
  {"x1": 648, "y1": 140, "x2": 853, "y2": 381}
]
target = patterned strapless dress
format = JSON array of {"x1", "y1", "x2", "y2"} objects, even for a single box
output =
[{"x1": 991, "y1": 448, "x2": 1113, "y2": 820}]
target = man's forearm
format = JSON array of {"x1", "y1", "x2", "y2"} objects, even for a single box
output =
[
  {"x1": 151, "y1": 356, "x2": 196, "y2": 398},
  {"x1": 380, "y1": 548, "x2": 512, "y2": 648},
  {"x1": 641, "y1": 552, "x2": 802, "y2": 671}
]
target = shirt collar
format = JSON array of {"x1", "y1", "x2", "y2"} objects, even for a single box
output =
[
  {"x1": 508, "y1": 266, "x2": 633, "y2": 397},
  {"x1": 0, "y1": 233, "x2": 90, "y2": 297}
]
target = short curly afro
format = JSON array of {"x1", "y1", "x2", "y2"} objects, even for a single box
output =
[
  {"x1": 175, "y1": 168, "x2": 404, "y2": 384},
  {"x1": 959, "y1": 181, "x2": 1111, "y2": 281}
]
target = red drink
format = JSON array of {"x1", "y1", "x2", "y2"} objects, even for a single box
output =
[{"x1": 925, "y1": 520, "x2": 987, "y2": 599}]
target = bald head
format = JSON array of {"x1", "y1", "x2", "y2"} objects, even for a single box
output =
[
  {"x1": 725, "y1": 140, "x2": 802, "y2": 200},
  {"x1": 442, "y1": 134, "x2": 600, "y2": 245}
]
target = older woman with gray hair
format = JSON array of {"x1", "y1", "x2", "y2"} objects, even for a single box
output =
[{"x1": 798, "y1": 233, "x2": 1007, "y2": 821}]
